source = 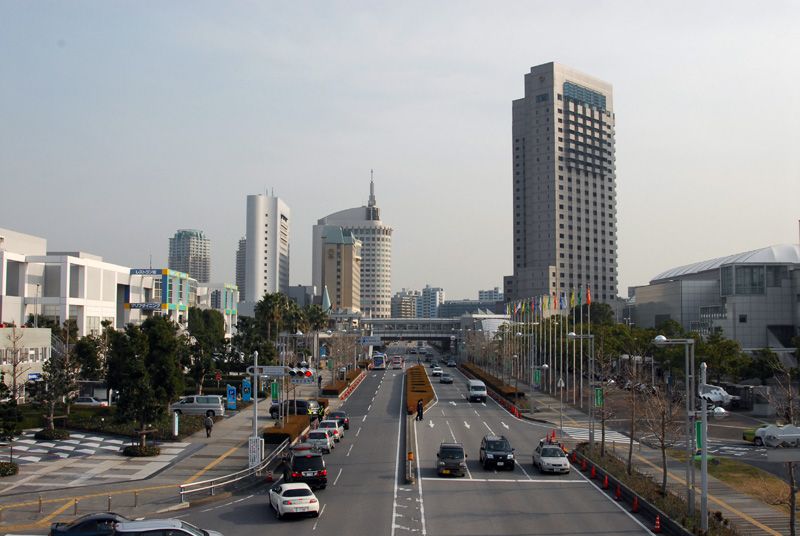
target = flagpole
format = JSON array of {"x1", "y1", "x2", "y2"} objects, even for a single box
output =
[
  {"x1": 572, "y1": 292, "x2": 576, "y2": 405},
  {"x1": 579, "y1": 285, "x2": 584, "y2": 410}
]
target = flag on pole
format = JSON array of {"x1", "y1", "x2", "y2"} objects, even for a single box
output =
[
  {"x1": 577, "y1": 286, "x2": 583, "y2": 307},
  {"x1": 586, "y1": 285, "x2": 592, "y2": 305},
  {"x1": 552, "y1": 291, "x2": 558, "y2": 310},
  {"x1": 559, "y1": 292, "x2": 566, "y2": 310},
  {"x1": 570, "y1": 289, "x2": 575, "y2": 309}
]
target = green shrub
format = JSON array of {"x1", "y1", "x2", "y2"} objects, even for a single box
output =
[
  {"x1": 34, "y1": 428, "x2": 70, "y2": 440},
  {"x1": 122, "y1": 445, "x2": 161, "y2": 457},
  {"x1": 0, "y1": 461, "x2": 19, "y2": 477}
]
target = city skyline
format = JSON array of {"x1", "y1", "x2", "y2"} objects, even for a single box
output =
[{"x1": 2, "y1": 2, "x2": 798, "y2": 300}]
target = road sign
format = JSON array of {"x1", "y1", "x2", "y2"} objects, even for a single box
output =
[
  {"x1": 248, "y1": 436, "x2": 264, "y2": 468},
  {"x1": 533, "y1": 370, "x2": 541, "y2": 385},
  {"x1": 291, "y1": 378, "x2": 315, "y2": 384},
  {"x1": 270, "y1": 381, "x2": 279, "y2": 401},
  {"x1": 27, "y1": 372, "x2": 42, "y2": 381},
  {"x1": 557, "y1": 378, "x2": 565, "y2": 389},
  {"x1": 214, "y1": 370, "x2": 222, "y2": 382},
  {"x1": 695, "y1": 420, "x2": 703, "y2": 449},
  {"x1": 226, "y1": 385, "x2": 237, "y2": 410},
  {"x1": 241, "y1": 378, "x2": 251, "y2": 402},
  {"x1": 359, "y1": 336, "x2": 382, "y2": 346},
  {"x1": 594, "y1": 387, "x2": 604, "y2": 407},
  {"x1": 246, "y1": 365, "x2": 286, "y2": 377}
]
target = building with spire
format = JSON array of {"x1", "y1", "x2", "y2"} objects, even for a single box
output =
[{"x1": 312, "y1": 173, "x2": 393, "y2": 318}]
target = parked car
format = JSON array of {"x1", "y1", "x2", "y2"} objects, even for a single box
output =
[
  {"x1": 318, "y1": 419, "x2": 344, "y2": 441},
  {"x1": 269, "y1": 482, "x2": 320, "y2": 519},
  {"x1": 328, "y1": 410, "x2": 350, "y2": 430},
  {"x1": 50, "y1": 512, "x2": 129, "y2": 536},
  {"x1": 436, "y1": 442, "x2": 467, "y2": 477},
  {"x1": 114, "y1": 519, "x2": 222, "y2": 536},
  {"x1": 73, "y1": 397, "x2": 109, "y2": 408},
  {"x1": 479, "y1": 434, "x2": 514, "y2": 470},
  {"x1": 306, "y1": 429, "x2": 335, "y2": 454},
  {"x1": 432, "y1": 366, "x2": 444, "y2": 377},
  {"x1": 283, "y1": 451, "x2": 327, "y2": 489},
  {"x1": 439, "y1": 373, "x2": 454, "y2": 384},
  {"x1": 169, "y1": 395, "x2": 225, "y2": 417},
  {"x1": 533, "y1": 440, "x2": 570, "y2": 474},
  {"x1": 270, "y1": 399, "x2": 322, "y2": 419},
  {"x1": 743, "y1": 424, "x2": 770, "y2": 445}
]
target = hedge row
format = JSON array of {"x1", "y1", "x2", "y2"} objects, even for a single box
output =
[
  {"x1": 406, "y1": 365, "x2": 434, "y2": 415},
  {"x1": 460, "y1": 363, "x2": 523, "y2": 399},
  {"x1": 0, "y1": 462, "x2": 19, "y2": 477},
  {"x1": 263, "y1": 415, "x2": 310, "y2": 445},
  {"x1": 322, "y1": 381, "x2": 347, "y2": 396}
]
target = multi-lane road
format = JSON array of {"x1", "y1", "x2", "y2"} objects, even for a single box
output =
[{"x1": 169, "y1": 351, "x2": 651, "y2": 535}]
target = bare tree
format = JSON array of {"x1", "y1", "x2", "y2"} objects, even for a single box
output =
[
  {"x1": 328, "y1": 333, "x2": 357, "y2": 381},
  {"x1": 642, "y1": 386, "x2": 684, "y2": 495},
  {"x1": 5, "y1": 327, "x2": 31, "y2": 403}
]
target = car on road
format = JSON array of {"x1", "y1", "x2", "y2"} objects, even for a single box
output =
[
  {"x1": 533, "y1": 441, "x2": 570, "y2": 474},
  {"x1": 270, "y1": 399, "x2": 322, "y2": 419},
  {"x1": 467, "y1": 379, "x2": 487, "y2": 403},
  {"x1": 431, "y1": 366, "x2": 443, "y2": 377},
  {"x1": 73, "y1": 396, "x2": 109, "y2": 408},
  {"x1": 446, "y1": 360, "x2": 456, "y2": 367},
  {"x1": 479, "y1": 434, "x2": 515, "y2": 470},
  {"x1": 284, "y1": 451, "x2": 328, "y2": 489},
  {"x1": 50, "y1": 512, "x2": 130, "y2": 536},
  {"x1": 169, "y1": 395, "x2": 225, "y2": 417},
  {"x1": 306, "y1": 429, "x2": 335, "y2": 454},
  {"x1": 439, "y1": 373, "x2": 454, "y2": 384},
  {"x1": 114, "y1": 519, "x2": 222, "y2": 536},
  {"x1": 269, "y1": 482, "x2": 320, "y2": 519},
  {"x1": 437, "y1": 442, "x2": 467, "y2": 477},
  {"x1": 743, "y1": 424, "x2": 770, "y2": 445},
  {"x1": 318, "y1": 419, "x2": 345, "y2": 441},
  {"x1": 429, "y1": 360, "x2": 439, "y2": 368},
  {"x1": 328, "y1": 410, "x2": 350, "y2": 430}
]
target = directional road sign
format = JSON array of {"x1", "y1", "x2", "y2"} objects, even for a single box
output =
[
  {"x1": 246, "y1": 365, "x2": 286, "y2": 377},
  {"x1": 359, "y1": 336, "x2": 382, "y2": 346}
]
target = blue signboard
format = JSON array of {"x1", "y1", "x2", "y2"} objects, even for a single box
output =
[
  {"x1": 320, "y1": 345, "x2": 327, "y2": 357},
  {"x1": 226, "y1": 385, "x2": 237, "y2": 410},
  {"x1": 130, "y1": 268, "x2": 162, "y2": 276},
  {"x1": 241, "y1": 378, "x2": 251, "y2": 403}
]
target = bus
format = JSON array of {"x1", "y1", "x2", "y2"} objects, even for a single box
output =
[
  {"x1": 372, "y1": 354, "x2": 387, "y2": 370},
  {"x1": 391, "y1": 355, "x2": 404, "y2": 369}
]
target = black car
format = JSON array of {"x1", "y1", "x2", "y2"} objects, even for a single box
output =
[
  {"x1": 284, "y1": 451, "x2": 328, "y2": 490},
  {"x1": 479, "y1": 434, "x2": 515, "y2": 470},
  {"x1": 328, "y1": 410, "x2": 350, "y2": 430},
  {"x1": 429, "y1": 360, "x2": 439, "y2": 368},
  {"x1": 50, "y1": 513, "x2": 130, "y2": 536},
  {"x1": 270, "y1": 399, "x2": 322, "y2": 419},
  {"x1": 436, "y1": 442, "x2": 467, "y2": 477},
  {"x1": 446, "y1": 360, "x2": 457, "y2": 367}
]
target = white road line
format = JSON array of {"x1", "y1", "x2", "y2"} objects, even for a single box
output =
[
  {"x1": 368, "y1": 404, "x2": 372, "y2": 411},
  {"x1": 575, "y1": 468, "x2": 652, "y2": 533},
  {"x1": 390, "y1": 373, "x2": 405, "y2": 536},
  {"x1": 517, "y1": 461, "x2": 533, "y2": 480},
  {"x1": 474, "y1": 409, "x2": 480, "y2": 416},
  {"x1": 347, "y1": 444, "x2": 353, "y2": 457},
  {"x1": 441, "y1": 409, "x2": 445, "y2": 416},
  {"x1": 420, "y1": 477, "x2": 586, "y2": 483},
  {"x1": 333, "y1": 468, "x2": 343, "y2": 486},
  {"x1": 483, "y1": 422, "x2": 494, "y2": 434},
  {"x1": 463, "y1": 421, "x2": 470, "y2": 429},
  {"x1": 501, "y1": 422, "x2": 509, "y2": 430},
  {"x1": 313, "y1": 504, "x2": 327, "y2": 530},
  {"x1": 414, "y1": 407, "x2": 428, "y2": 535},
  {"x1": 362, "y1": 415, "x2": 367, "y2": 423},
  {"x1": 445, "y1": 420, "x2": 457, "y2": 442},
  {"x1": 357, "y1": 427, "x2": 362, "y2": 437}
]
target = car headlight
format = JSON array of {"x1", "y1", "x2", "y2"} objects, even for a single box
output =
[
  {"x1": 507, "y1": 453, "x2": 514, "y2": 459},
  {"x1": 459, "y1": 462, "x2": 467, "y2": 467},
  {"x1": 486, "y1": 454, "x2": 494, "y2": 459},
  {"x1": 438, "y1": 461, "x2": 445, "y2": 466}
]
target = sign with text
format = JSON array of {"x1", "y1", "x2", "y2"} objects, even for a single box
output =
[
  {"x1": 130, "y1": 268, "x2": 162, "y2": 276},
  {"x1": 594, "y1": 388, "x2": 604, "y2": 407},
  {"x1": 226, "y1": 384, "x2": 237, "y2": 410},
  {"x1": 248, "y1": 436, "x2": 264, "y2": 468},
  {"x1": 241, "y1": 378, "x2": 251, "y2": 402},
  {"x1": 359, "y1": 336, "x2": 382, "y2": 346}
]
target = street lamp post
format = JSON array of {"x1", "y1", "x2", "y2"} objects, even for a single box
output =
[
  {"x1": 568, "y1": 332, "x2": 595, "y2": 452},
  {"x1": 252, "y1": 351, "x2": 259, "y2": 439},
  {"x1": 654, "y1": 335, "x2": 696, "y2": 517},
  {"x1": 700, "y1": 362, "x2": 709, "y2": 532}
]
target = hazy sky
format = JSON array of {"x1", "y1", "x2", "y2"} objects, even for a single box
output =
[{"x1": 2, "y1": 1, "x2": 798, "y2": 300}]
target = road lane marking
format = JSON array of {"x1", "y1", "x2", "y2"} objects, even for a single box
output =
[
  {"x1": 474, "y1": 409, "x2": 480, "y2": 416},
  {"x1": 501, "y1": 422, "x2": 509, "y2": 430},
  {"x1": 441, "y1": 409, "x2": 445, "y2": 416},
  {"x1": 347, "y1": 444, "x2": 353, "y2": 457},
  {"x1": 445, "y1": 420, "x2": 457, "y2": 442},
  {"x1": 428, "y1": 420, "x2": 434, "y2": 429},
  {"x1": 463, "y1": 421, "x2": 470, "y2": 429},
  {"x1": 414, "y1": 408, "x2": 428, "y2": 535},
  {"x1": 420, "y1": 477, "x2": 585, "y2": 483},
  {"x1": 517, "y1": 462, "x2": 533, "y2": 480},
  {"x1": 368, "y1": 404, "x2": 372, "y2": 411},
  {"x1": 390, "y1": 374, "x2": 405, "y2": 536},
  {"x1": 483, "y1": 422, "x2": 494, "y2": 434},
  {"x1": 362, "y1": 415, "x2": 367, "y2": 423},
  {"x1": 357, "y1": 427, "x2": 362, "y2": 437},
  {"x1": 575, "y1": 467, "x2": 652, "y2": 533},
  {"x1": 449, "y1": 401, "x2": 457, "y2": 406},
  {"x1": 333, "y1": 468, "x2": 343, "y2": 486},
  {"x1": 313, "y1": 503, "x2": 327, "y2": 531}
]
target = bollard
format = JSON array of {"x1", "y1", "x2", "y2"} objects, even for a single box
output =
[
  {"x1": 107, "y1": 495, "x2": 112, "y2": 512},
  {"x1": 39, "y1": 494, "x2": 43, "y2": 513},
  {"x1": 73, "y1": 498, "x2": 78, "y2": 515},
  {"x1": 134, "y1": 491, "x2": 138, "y2": 508}
]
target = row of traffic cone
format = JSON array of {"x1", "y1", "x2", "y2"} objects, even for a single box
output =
[{"x1": 573, "y1": 450, "x2": 662, "y2": 533}]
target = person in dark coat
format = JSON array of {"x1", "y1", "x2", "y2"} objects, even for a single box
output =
[
  {"x1": 204, "y1": 416, "x2": 214, "y2": 437},
  {"x1": 416, "y1": 399, "x2": 424, "y2": 421}
]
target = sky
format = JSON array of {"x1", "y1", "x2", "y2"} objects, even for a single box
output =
[{"x1": 1, "y1": 1, "x2": 798, "y2": 300}]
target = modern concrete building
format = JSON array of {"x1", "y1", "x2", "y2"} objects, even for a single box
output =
[
  {"x1": 478, "y1": 287, "x2": 503, "y2": 301},
  {"x1": 418, "y1": 285, "x2": 445, "y2": 318},
  {"x1": 629, "y1": 244, "x2": 800, "y2": 352},
  {"x1": 197, "y1": 283, "x2": 239, "y2": 337},
  {"x1": 125, "y1": 268, "x2": 198, "y2": 327},
  {"x1": 320, "y1": 226, "x2": 362, "y2": 313},
  {"x1": 439, "y1": 299, "x2": 503, "y2": 318},
  {"x1": 288, "y1": 285, "x2": 317, "y2": 308},
  {"x1": 244, "y1": 194, "x2": 290, "y2": 305},
  {"x1": 235, "y1": 237, "x2": 246, "y2": 300},
  {"x1": 168, "y1": 229, "x2": 211, "y2": 283},
  {"x1": 506, "y1": 62, "x2": 618, "y2": 304},
  {"x1": 313, "y1": 176, "x2": 392, "y2": 318},
  {"x1": 391, "y1": 289, "x2": 420, "y2": 318}
]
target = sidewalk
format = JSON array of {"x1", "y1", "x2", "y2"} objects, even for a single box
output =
[
  {"x1": 0, "y1": 379, "x2": 343, "y2": 532},
  {"x1": 497, "y1": 369, "x2": 790, "y2": 536}
]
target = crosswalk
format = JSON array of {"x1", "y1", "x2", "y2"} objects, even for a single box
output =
[{"x1": 560, "y1": 425, "x2": 637, "y2": 445}]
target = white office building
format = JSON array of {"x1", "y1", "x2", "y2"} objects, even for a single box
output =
[
  {"x1": 312, "y1": 177, "x2": 393, "y2": 318},
  {"x1": 243, "y1": 195, "x2": 290, "y2": 309},
  {"x1": 197, "y1": 283, "x2": 239, "y2": 338},
  {"x1": 478, "y1": 287, "x2": 503, "y2": 301},
  {"x1": 417, "y1": 285, "x2": 445, "y2": 318}
]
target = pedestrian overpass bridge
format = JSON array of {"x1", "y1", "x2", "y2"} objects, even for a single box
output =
[{"x1": 365, "y1": 318, "x2": 461, "y2": 343}]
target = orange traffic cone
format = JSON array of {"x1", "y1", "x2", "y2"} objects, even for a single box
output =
[
  {"x1": 266, "y1": 470, "x2": 274, "y2": 482},
  {"x1": 602, "y1": 474, "x2": 609, "y2": 489},
  {"x1": 653, "y1": 515, "x2": 662, "y2": 533},
  {"x1": 570, "y1": 451, "x2": 577, "y2": 463},
  {"x1": 590, "y1": 466, "x2": 597, "y2": 479},
  {"x1": 581, "y1": 459, "x2": 588, "y2": 471},
  {"x1": 631, "y1": 496, "x2": 639, "y2": 513},
  {"x1": 614, "y1": 484, "x2": 622, "y2": 501}
]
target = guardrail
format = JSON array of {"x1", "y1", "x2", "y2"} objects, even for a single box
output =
[
  {"x1": 458, "y1": 366, "x2": 523, "y2": 418},
  {"x1": 179, "y1": 438, "x2": 290, "y2": 502}
]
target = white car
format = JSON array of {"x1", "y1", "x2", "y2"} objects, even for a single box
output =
[
  {"x1": 115, "y1": 519, "x2": 222, "y2": 536},
  {"x1": 699, "y1": 384, "x2": 739, "y2": 406},
  {"x1": 533, "y1": 441, "x2": 570, "y2": 474},
  {"x1": 307, "y1": 429, "x2": 335, "y2": 454},
  {"x1": 761, "y1": 424, "x2": 800, "y2": 448},
  {"x1": 73, "y1": 396, "x2": 109, "y2": 407},
  {"x1": 318, "y1": 419, "x2": 344, "y2": 442},
  {"x1": 431, "y1": 366, "x2": 443, "y2": 377},
  {"x1": 269, "y1": 482, "x2": 320, "y2": 519}
]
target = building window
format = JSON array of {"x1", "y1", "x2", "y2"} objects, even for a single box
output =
[{"x1": 738, "y1": 314, "x2": 747, "y2": 324}]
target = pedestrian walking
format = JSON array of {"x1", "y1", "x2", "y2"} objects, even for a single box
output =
[
  {"x1": 416, "y1": 399, "x2": 424, "y2": 421},
  {"x1": 204, "y1": 415, "x2": 214, "y2": 437}
]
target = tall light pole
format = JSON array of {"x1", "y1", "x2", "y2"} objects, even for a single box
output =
[
  {"x1": 252, "y1": 350, "x2": 259, "y2": 439},
  {"x1": 700, "y1": 362, "x2": 709, "y2": 532},
  {"x1": 653, "y1": 335, "x2": 696, "y2": 516},
  {"x1": 568, "y1": 332, "x2": 595, "y2": 452}
]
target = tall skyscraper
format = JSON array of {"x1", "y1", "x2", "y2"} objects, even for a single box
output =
[
  {"x1": 313, "y1": 175, "x2": 393, "y2": 318},
  {"x1": 417, "y1": 285, "x2": 445, "y2": 318},
  {"x1": 391, "y1": 289, "x2": 420, "y2": 318},
  {"x1": 244, "y1": 195, "x2": 290, "y2": 303},
  {"x1": 320, "y1": 226, "x2": 362, "y2": 313},
  {"x1": 168, "y1": 229, "x2": 211, "y2": 283},
  {"x1": 235, "y1": 237, "x2": 246, "y2": 300},
  {"x1": 508, "y1": 62, "x2": 618, "y2": 303}
]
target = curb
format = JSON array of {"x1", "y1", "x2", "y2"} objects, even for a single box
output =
[{"x1": 339, "y1": 370, "x2": 367, "y2": 401}]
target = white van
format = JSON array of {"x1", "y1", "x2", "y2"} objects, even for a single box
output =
[
  {"x1": 170, "y1": 395, "x2": 226, "y2": 417},
  {"x1": 467, "y1": 380, "x2": 487, "y2": 403}
]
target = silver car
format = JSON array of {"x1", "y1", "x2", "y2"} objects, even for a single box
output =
[
  {"x1": 318, "y1": 419, "x2": 344, "y2": 442},
  {"x1": 306, "y1": 429, "x2": 335, "y2": 454}
]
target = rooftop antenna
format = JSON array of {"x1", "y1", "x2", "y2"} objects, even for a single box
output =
[
  {"x1": 368, "y1": 169, "x2": 376, "y2": 207},
  {"x1": 149, "y1": 254, "x2": 152, "y2": 269}
]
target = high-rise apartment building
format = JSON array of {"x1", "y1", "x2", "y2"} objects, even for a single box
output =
[
  {"x1": 313, "y1": 177, "x2": 392, "y2": 318},
  {"x1": 244, "y1": 195, "x2": 290, "y2": 303},
  {"x1": 235, "y1": 237, "x2": 246, "y2": 300},
  {"x1": 391, "y1": 289, "x2": 420, "y2": 318},
  {"x1": 168, "y1": 229, "x2": 211, "y2": 283},
  {"x1": 417, "y1": 285, "x2": 445, "y2": 318},
  {"x1": 320, "y1": 226, "x2": 361, "y2": 313},
  {"x1": 508, "y1": 62, "x2": 618, "y2": 302},
  {"x1": 478, "y1": 287, "x2": 503, "y2": 301}
]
